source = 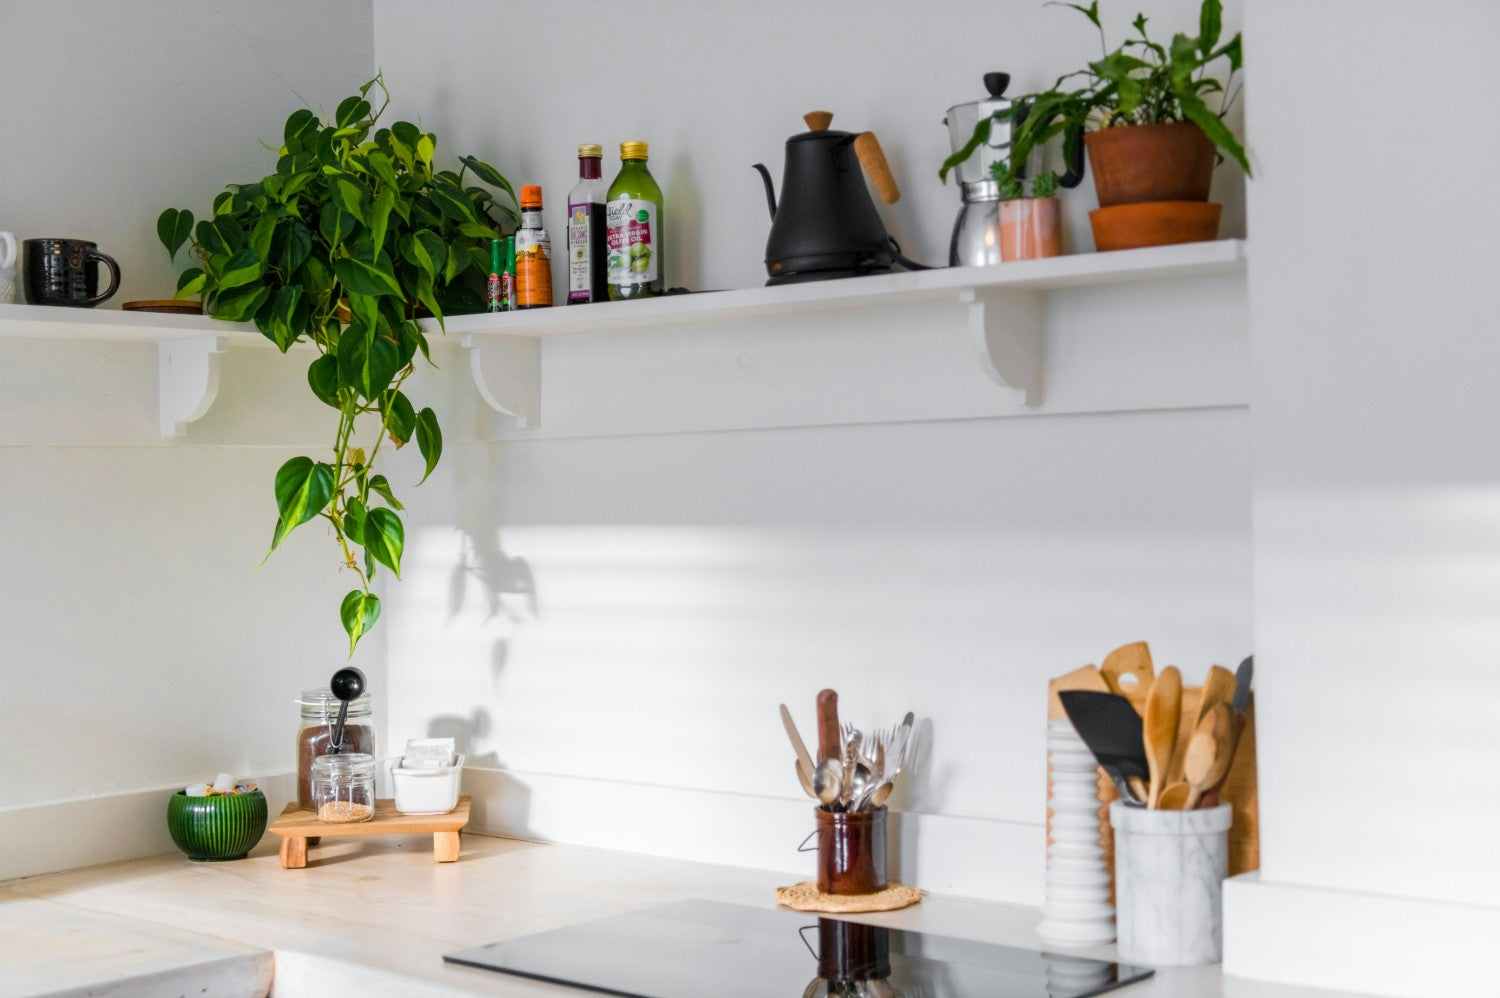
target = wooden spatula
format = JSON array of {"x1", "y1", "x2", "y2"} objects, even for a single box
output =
[
  {"x1": 1195, "y1": 665, "x2": 1237, "y2": 729},
  {"x1": 1183, "y1": 702, "x2": 1235, "y2": 809},
  {"x1": 1101, "y1": 641, "x2": 1155, "y2": 712},
  {"x1": 1142, "y1": 666, "x2": 1182, "y2": 808}
]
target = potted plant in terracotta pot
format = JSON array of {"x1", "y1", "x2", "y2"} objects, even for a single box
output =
[
  {"x1": 1072, "y1": 0, "x2": 1248, "y2": 249},
  {"x1": 997, "y1": 170, "x2": 1064, "y2": 262},
  {"x1": 941, "y1": 0, "x2": 1248, "y2": 252},
  {"x1": 156, "y1": 74, "x2": 517, "y2": 655}
]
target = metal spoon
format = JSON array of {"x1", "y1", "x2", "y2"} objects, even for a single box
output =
[
  {"x1": 795, "y1": 758, "x2": 818, "y2": 800},
  {"x1": 813, "y1": 757, "x2": 844, "y2": 808},
  {"x1": 864, "y1": 780, "x2": 894, "y2": 810}
]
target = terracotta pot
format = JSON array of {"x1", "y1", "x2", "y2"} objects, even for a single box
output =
[
  {"x1": 998, "y1": 197, "x2": 1063, "y2": 262},
  {"x1": 1084, "y1": 122, "x2": 1216, "y2": 207},
  {"x1": 1089, "y1": 201, "x2": 1222, "y2": 252}
]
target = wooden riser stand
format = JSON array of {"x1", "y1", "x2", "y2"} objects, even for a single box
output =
[{"x1": 268, "y1": 796, "x2": 471, "y2": 869}]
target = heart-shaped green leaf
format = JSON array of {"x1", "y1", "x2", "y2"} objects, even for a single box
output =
[
  {"x1": 338, "y1": 321, "x2": 401, "y2": 401},
  {"x1": 334, "y1": 243, "x2": 402, "y2": 298},
  {"x1": 414, "y1": 407, "x2": 442, "y2": 484},
  {"x1": 284, "y1": 108, "x2": 317, "y2": 152},
  {"x1": 336, "y1": 96, "x2": 372, "y2": 128},
  {"x1": 175, "y1": 268, "x2": 205, "y2": 299},
  {"x1": 307, "y1": 353, "x2": 340, "y2": 407},
  {"x1": 342, "y1": 495, "x2": 367, "y2": 545},
  {"x1": 363, "y1": 507, "x2": 404, "y2": 577},
  {"x1": 369, "y1": 187, "x2": 396, "y2": 257},
  {"x1": 368, "y1": 474, "x2": 404, "y2": 511},
  {"x1": 458, "y1": 155, "x2": 517, "y2": 204},
  {"x1": 276, "y1": 221, "x2": 312, "y2": 275},
  {"x1": 217, "y1": 249, "x2": 264, "y2": 292},
  {"x1": 384, "y1": 390, "x2": 415, "y2": 444},
  {"x1": 339, "y1": 589, "x2": 381, "y2": 657},
  {"x1": 269, "y1": 456, "x2": 335, "y2": 552},
  {"x1": 320, "y1": 207, "x2": 358, "y2": 249},
  {"x1": 211, "y1": 282, "x2": 270, "y2": 322},
  {"x1": 157, "y1": 208, "x2": 193, "y2": 260},
  {"x1": 334, "y1": 177, "x2": 369, "y2": 226}
]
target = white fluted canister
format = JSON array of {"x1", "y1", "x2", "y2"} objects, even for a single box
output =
[{"x1": 1037, "y1": 717, "x2": 1116, "y2": 946}]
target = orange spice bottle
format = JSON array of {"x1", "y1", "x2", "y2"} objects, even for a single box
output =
[{"x1": 514, "y1": 185, "x2": 553, "y2": 309}]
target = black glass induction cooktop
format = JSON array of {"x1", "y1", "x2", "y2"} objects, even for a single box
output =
[{"x1": 444, "y1": 899, "x2": 1152, "y2": 997}]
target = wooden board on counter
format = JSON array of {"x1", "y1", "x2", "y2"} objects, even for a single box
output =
[{"x1": 268, "y1": 797, "x2": 470, "y2": 869}]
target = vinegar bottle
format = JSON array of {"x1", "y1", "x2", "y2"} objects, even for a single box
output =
[
  {"x1": 606, "y1": 141, "x2": 664, "y2": 301},
  {"x1": 514, "y1": 185, "x2": 552, "y2": 309},
  {"x1": 566, "y1": 144, "x2": 608, "y2": 304}
]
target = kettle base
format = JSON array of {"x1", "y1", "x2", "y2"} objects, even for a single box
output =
[{"x1": 764, "y1": 264, "x2": 893, "y2": 287}]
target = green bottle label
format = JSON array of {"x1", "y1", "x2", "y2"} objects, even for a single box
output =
[{"x1": 606, "y1": 198, "x2": 657, "y2": 283}]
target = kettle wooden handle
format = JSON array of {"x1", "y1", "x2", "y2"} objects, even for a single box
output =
[{"x1": 854, "y1": 132, "x2": 900, "y2": 204}]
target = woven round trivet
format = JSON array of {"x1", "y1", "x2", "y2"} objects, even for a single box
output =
[{"x1": 775, "y1": 881, "x2": 923, "y2": 913}]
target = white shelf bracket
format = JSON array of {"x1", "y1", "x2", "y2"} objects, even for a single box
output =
[
  {"x1": 158, "y1": 335, "x2": 226, "y2": 437},
  {"x1": 462, "y1": 333, "x2": 541, "y2": 427},
  {"x1": 961, "y1": 286, "x2": 1044, "y2": 407}
]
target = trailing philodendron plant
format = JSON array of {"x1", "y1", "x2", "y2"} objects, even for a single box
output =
[
  {"x1": 941, "y1": 0, "x2": 1249, "y2": 184},
  {"x1": 157, "y1": 75, "x2": 517, "y2": 655}
]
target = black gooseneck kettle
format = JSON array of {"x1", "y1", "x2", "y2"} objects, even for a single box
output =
[{"x1": 752, "y1": 111, "x2": 927, "y2": 286}]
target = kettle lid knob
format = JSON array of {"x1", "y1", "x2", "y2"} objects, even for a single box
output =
[
  {"x1": 983, "y1": 72, "x2": 1010, "y2": 98},
  {"x1": 803, "y1": 110, "x2": 834, "y2": 132}
]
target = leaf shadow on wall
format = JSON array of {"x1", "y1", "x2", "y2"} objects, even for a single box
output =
[{"x1": 437, "y1": 442, "x2": 539, "y2": 781}]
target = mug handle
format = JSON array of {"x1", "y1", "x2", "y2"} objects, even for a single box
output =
[
  {"x1": 0, "y1": 232, "x2": 15, "y2": 270},
  {"x1": 86, "y1": 250, "x2": 121, "y2": 306}
]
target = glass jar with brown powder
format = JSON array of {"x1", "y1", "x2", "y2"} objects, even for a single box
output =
[{"x1": 296, "y1": 688, "x2": 374, "y2": 810}]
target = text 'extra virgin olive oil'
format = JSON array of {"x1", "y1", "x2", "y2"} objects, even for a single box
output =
[
  {"x1": 606, "y1": 141, "x2": 664, "y2": 301},
  {"x1": 515, "y1": 185, "x2": 552, "y2": 309},
  {"x1": 567, "y1": 144, "x2": 608, "y2": 304}
]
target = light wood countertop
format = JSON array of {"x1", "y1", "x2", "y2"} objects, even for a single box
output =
[{"x1": 0, "y1": 832, "x2": 1368, "y2": 997}]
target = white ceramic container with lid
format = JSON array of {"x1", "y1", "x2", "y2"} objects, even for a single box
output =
[{"x1": 390, "y1": 753, "x2": 465, "y2": 815}]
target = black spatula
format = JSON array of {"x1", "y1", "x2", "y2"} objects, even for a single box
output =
[{"x1": 1059, "y1": 690, "x2": 1149, "y2": 807}]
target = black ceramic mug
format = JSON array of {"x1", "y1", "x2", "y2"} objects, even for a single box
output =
[{"x1": 23, "y1": 238, "x2": 121, "y2": 307}]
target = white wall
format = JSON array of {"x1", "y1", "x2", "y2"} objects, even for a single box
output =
[
  {"x1": 0, "y1": 1, "x2": 376, "y2": 878},
  {"x1": 375, "y1": 0, "x2": 1253, "y2": 907},
  {"x1": 1222, "y1": 2, "x2": 1500, "y2": 994}
]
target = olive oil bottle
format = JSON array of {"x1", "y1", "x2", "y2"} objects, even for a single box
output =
[{"x1": 605, "y1": 141, "x2": 664, "y2": 300}]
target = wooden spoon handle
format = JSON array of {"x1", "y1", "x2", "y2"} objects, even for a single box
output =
[
  {"x1": 1143, "y1": 666, "x2": 1182, "y2": 808},
  {"x1": 815, "y1": 689, "x2": 841, "y2": 763}
]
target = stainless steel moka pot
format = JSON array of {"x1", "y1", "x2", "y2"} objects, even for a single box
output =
[{"x1": 944, "y1": 72, "x2": 1016, "y2": 267}]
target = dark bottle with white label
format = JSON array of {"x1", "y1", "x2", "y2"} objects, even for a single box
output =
[{"x1": 566, "y1": 144, "x2": 608, "y2": 304}]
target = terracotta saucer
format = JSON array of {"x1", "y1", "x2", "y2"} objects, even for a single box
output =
[{"x1": 122, "y1": 299, "x2": 203, "y2": 315}]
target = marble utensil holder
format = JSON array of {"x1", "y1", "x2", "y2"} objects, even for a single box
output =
[{"x1": 1109, "y1": 801, "x2": 1232, "y2": 966}]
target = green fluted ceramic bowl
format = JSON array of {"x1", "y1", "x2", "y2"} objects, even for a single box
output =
[{"x1": 167, "y1": 789, "x2": 268, "y2": 861}]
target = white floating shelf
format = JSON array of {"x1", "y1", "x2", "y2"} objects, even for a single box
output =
[
  {"x1": 0, "y1": 239, "x2": 1246, "y2": 436},
  {"x1": 445, "y1": 239, "x2": 1247, "y2": 426}
]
